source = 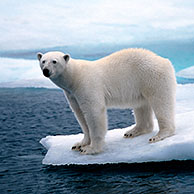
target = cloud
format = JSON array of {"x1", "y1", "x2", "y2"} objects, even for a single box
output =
[{"x1": 0, "y1": 0, "x2": 194, "y2": 50}]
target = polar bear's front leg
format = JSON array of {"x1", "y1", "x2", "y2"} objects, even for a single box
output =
[
  {"x1": 65, "y1": 92, "x2": 90, "y2": 150},
  {"x1": 78, "y1": 101, "x2": 107, "y2": 155}
]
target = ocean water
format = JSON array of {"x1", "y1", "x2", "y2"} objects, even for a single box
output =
[{"x1": 1, "y1": 87, "x2": 194, "y2": 194}]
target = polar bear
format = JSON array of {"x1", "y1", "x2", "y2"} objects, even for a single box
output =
[{"x1": 37, "y1": 48, "x2": 176, "y2": 155}]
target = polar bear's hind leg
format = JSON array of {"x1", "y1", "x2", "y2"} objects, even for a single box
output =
[
  {"x1": 148, "y1": 94, "x2": 175, "y2": 143},
  {"x1": 124, "y1": 104, "x2": 154, "y2": 138}
]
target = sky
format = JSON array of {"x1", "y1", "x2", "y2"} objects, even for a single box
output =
[{"x1": 0, "y1": 0, "x2": 194, "y2": 51}]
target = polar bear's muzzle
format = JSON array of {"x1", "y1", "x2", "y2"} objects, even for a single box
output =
[{"x1": 43, "y1": 68, "x2": 50, "y2": 78}]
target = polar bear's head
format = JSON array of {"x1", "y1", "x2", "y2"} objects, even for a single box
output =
[{"x1": 37, "y1": 51, "x2": 70, "y2": 79}]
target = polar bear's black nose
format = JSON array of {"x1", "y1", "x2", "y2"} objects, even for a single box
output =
[{"x1": 43, "y1": 68, "x2": 50, "y2": 77}]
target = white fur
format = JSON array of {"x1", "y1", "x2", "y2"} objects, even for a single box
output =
[{"x1": 37, "y1": 48, "x2": 176, "y2": 155}]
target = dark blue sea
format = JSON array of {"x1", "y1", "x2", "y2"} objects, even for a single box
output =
[{"x1": 1, "y1": 87, "x2": 194, "y2": 194}]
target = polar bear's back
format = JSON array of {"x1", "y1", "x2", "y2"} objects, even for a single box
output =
[
  {"x1": 97, "y1": 48, "x2": 175, "y2": 84},
  {"x1": 99, "y1": 48, "x2": 171, "y2": 70},
  {"x1": 94, "y1": 48, "x2": 176, "y2": 108}
]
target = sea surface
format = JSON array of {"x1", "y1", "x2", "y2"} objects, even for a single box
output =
[{"x1": 1, "y1": 87, "x2": 194, "y2": 194}]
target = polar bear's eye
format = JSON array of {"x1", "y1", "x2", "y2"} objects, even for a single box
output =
[
  {"x1": 52, "y1": 60, "x2": 57, "y2": 64},
  {"x1": 42, "y1": 60, "x2": 46, "y2": 64}
]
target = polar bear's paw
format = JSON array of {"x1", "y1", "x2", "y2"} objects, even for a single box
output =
[
  {"x1": 72, "y1": 142, "x2": 88, "y2": 151},
  {"x1": 79, "y1": 145, "x2": 102, "y2": 155},
  {"x1": 72, "y1": 143, "x2": 82, "y2": 151},
  {"x1": 72, "y1": 138, "x2": 91, "y2": 151},
  {"x1": 149, "y1": 135, "x2": 166, "y2": 143},
  {"x1": 149, "y1": 130, "x2": 175, "y2": 143},
  {"x1": 124, "y1": 126, "x2": 152, "y2": 138}
]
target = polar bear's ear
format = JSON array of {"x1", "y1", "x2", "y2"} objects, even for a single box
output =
[
  {"x1": 37, "y1": 52, "x2": 43, "y2": 61},
  {"x1": 63, "y1": 54, "x2": 70, "y2": 63}
]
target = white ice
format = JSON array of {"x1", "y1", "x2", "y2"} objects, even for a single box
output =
[
  {"x1": 40, "y1": 84, "x2": 194, "y2": 165},
  {"x1": 0, "y1": 57, "x2": 56, "y2": 88},
  {"x1": 176, "y1": 66, "x2": 194, "y2": 79}
]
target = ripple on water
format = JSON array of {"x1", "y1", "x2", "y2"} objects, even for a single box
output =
[{"x1": 1, "y1": 88, "x2": 194, "y2": 194}]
